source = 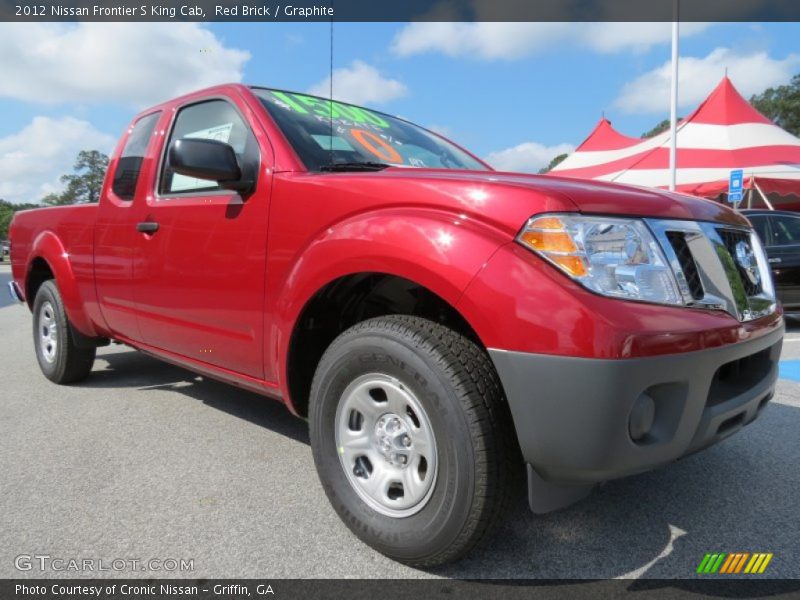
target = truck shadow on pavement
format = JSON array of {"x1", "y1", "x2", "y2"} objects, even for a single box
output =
[
  {"x1": 85, "y1": 348, "x2": 309, "y2": 445},
  {"x1": 437, "y1": 399, "x2": 800, "y2": 584},
  {"x1": 83, "y1": 348, "x2": 799, "y2": 584}
]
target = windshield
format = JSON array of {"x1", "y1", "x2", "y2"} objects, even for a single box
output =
[{"x1": 253, "y1": 88, "x2": 489, "y2": 172}]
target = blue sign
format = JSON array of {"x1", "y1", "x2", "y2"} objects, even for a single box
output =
[{"x1": 728, "y1": 169, "x2": 744, "y2": 202}]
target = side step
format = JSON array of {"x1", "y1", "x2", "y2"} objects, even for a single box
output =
[{"x1": 527, "y1": 464, "x2": 594, "y2": 514}]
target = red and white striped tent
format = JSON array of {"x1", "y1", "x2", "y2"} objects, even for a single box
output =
[{"x1": 549, "y1": 77, "x2": 800, "y2": 207}]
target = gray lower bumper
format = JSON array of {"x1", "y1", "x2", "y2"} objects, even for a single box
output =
[{"x1": 489, "y1": 324, "x2": 783, "y2": 488}]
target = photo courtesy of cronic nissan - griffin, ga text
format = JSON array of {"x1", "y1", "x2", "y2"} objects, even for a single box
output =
[{"x1": 7, "y1": 84, "x2": 783, "y2": 567}]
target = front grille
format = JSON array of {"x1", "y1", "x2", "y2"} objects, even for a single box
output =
[
  {"x1": 647, "y1": 218, "x2": 775, "y2": 322},
  {"x1": 718, "y1": 229, "x2": 763, "y2": 296},
  {"x1": 666, "y1": 231, "x2": 704, "y2": 300}
]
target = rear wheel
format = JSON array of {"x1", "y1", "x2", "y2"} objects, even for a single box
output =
[
  {"x1": 309, "y1": 315, "x2": 514, "y2": 567},
  {"x1": 32, "y1": 280, "x2": 95, "y2": 384}
]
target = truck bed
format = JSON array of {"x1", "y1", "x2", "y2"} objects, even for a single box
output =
[{"x1": 10, "y1": 204, "x2": 99, "y2": 333}]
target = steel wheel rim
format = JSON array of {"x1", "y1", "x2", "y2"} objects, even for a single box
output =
[
  {"x1": 38, "y1": 301, "x2": 58, "y2": 364},
  {"x1": 335, "y1": 373, "x2": 438, "y2": 518}
]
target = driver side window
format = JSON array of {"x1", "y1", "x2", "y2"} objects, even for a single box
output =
[
  {"x1": 769, "y1": 215, "x2": 800, "y2": 247},
  {"x1": 160, "y1": 99, "x2": 258, "y2": 195}
]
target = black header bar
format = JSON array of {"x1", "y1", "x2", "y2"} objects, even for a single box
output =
[
  {"x1": 2, "y1": 0, "x2": 800, "y2": 22},
  {"x1": 3, "y1": 579, "x2": 800, "y2": 600}
]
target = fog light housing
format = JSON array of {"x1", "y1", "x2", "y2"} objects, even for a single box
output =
[{"x1": 629, "y1": 393, "x2": 655, "y2": 442}]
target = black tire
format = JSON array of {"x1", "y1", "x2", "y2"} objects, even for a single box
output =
[
  {"x1": 32, "y1": 280, "x2": 96, "y2": 384},
  {"x1": 309, "y1": 315, "x2": 515, "y2": 567}
]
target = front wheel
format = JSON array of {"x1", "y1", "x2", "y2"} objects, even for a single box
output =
[
  {"x1": 32, "y1": 280, "x2": 96, "y2": 384},
  {"x1": 309, "y1": 315, "x2": 514, "y2": 567}
]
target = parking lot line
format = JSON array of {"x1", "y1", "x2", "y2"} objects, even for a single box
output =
[{"x1": 779, "y1": 360, "x2": 800, "y2": 382}]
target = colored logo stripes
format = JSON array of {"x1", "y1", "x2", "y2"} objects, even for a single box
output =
[{"x1": 697, "y1": 552, "x2": 773, "y2": 574}]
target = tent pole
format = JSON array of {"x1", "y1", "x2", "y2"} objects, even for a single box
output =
[
  {"x1": 669, "y1": 3, "x2": 679, "y2": 192},
  {"x1": 754, "y1": 180, "x2": 774, "y2": 210}
]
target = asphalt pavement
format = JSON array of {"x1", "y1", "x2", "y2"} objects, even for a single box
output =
[
  {"x1": 0, "y1": 263, "x2": 798, "y2": 580},
  {"x1": 0, "y1": 263, "x2": 14, "y2": 309}
]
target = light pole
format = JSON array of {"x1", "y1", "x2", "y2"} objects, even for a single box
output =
[{"x1": 669, "y1": 1, "x2": 679, "y2": 191}]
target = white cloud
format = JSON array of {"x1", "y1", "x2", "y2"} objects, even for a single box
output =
[
  {"x1": 485, "y1": 141, "x2": 574, "y2": 173},
  {"x1": 583, "y1": 23, "x2": 709, "y2": 53},
  {"x1": 0, "y1": 117, "x2": 116, "y2": 204},
  {"x1": 0, "y1": 23, "x2": 250, "y2": 107},
  {"x1": 614, "y1": 48, "x2": 800, "y2": 113},
  {"x1": 392, "y1": 22, "x2": 709, "y2": 60},
  {"x1": 308, "y1": 60, "x2": 407, "y2": 106}
]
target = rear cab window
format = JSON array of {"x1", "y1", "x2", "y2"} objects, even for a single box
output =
[{"x1": 112, "y1": 112, "x2": 161, "y2": 200}]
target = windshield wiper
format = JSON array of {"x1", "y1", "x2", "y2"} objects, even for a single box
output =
[{"x1": 319, "y1": 161, "x2": 391, "y2": 172}]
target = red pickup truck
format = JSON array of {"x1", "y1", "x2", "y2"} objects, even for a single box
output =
[{"x1": 8, "y1": 84, "x2": 783, "y2": 566}]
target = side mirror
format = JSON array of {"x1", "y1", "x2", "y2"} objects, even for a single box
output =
[{"x1": 168, "y1": 138, "x2": 253, "y2": 193}]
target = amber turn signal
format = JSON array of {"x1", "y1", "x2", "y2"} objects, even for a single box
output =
[
  {"x1": 518, "y1": 216, "x2": 587, "y2": 277},
  {"x1": 520, "y1": 230, "x2": 578, "y2": 254},
  {"x1": 550, "y1": 255, "x2": 587, "y2": 277}
]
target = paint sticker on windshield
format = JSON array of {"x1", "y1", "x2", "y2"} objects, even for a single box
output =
[
  {"x1": 350, "y1": 128, "x2": 402, "y2": 163},
  {"x1": 257, "y1": 88, "x2": 487, "y2": 172},
  {"x1": 266, "y1": 91, "x2": 390, "y2": 129}
]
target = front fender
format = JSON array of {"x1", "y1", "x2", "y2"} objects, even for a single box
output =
[
  {"x1": 28, "y1": 231, "x2": 98, "y2": 337},
  {"x1": 270, "y1": 208, "x2": 509, "y2": 396}
]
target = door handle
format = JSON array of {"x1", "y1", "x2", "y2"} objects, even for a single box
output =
[
  {"x1": 136, "y1": 222, "x2": 160, "y2": 234},
  {"x1": 769, "y1": 257, "x2": 781, "y2": 264}
]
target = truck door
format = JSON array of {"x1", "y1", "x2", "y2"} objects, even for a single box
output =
[
  {"x1": 95, "y1": 111, "x2": 162, "y2": 340},
  {"x1": 132, "y1": 96, "x2": 271, "y2": 379}
]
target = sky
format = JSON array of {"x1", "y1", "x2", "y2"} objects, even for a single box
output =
[{"x1": 0, "y1": 21, "x2": 798, "y2": 204}]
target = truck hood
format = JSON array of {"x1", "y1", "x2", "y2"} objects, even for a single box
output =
[{"x1": 375, "y1": 168, "x2": 749, "y2": 230}]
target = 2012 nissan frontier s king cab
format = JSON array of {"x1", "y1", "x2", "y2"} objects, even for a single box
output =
[{"x1": 8, "y1": 84, "x2": 784, "y2": 567}]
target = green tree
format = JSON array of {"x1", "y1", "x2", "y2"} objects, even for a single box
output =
[
  {"x1": 0, "y1": 199, "x2": 38, "y2": 239},
  {"x1": 0, "y1": 201, "x2": 13, "y2": 240},
  {"x1": 43, "y1": 150, "x2": 109, "y2": 206},
  {"x1": 41, "y1": 193, "x2": 63, "y2": 206},
  {"x1": 751, "y1": 74, "x2": 800, "y2": 137},
  {"x1": 538, "y1": 153, "x2": 569, "y2": 174},
  {"x1": 641, "y1": 118, "x2": 684, "y2": 138}
]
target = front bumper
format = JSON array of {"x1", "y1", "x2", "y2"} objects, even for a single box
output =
[{"x1": 489, "y1": 323, "x2": 783, "y2": 487}]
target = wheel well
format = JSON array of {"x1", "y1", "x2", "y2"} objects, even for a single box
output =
[
  {"x1": 287, "y1": 273, "x2": 482, "y2": 417},
  {"x1": 26, "y1": 257, "x2": 54, "y2": 308}
]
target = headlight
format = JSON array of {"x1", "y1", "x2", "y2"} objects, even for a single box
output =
[{"x1": 517, "y1": 214, "x2": 683, "y2": 305}]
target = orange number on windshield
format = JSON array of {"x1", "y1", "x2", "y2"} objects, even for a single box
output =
[{"x1": 350, "y1": 129, "x2": 402, "y2": 164}]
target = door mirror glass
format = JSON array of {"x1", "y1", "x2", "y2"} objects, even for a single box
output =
[{"x1": 168, "y1": 138, "x2": 252, "y2": 193}]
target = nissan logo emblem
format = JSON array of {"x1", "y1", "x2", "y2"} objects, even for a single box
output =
[{"x1": 735, "y1": 240, "x2": 761, "y2": 287}]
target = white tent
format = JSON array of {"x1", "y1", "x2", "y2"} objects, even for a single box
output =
[{"x1": 549, "y1": 77, "x2": 800, "y2": 207}]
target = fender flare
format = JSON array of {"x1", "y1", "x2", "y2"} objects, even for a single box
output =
[
  {"x1": 27, "y1": 231, "x2": 98, "y2": 338},
  {"x1": 270, "y1": 208, "x2": 509, "y2": 403}
]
